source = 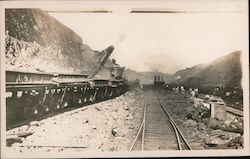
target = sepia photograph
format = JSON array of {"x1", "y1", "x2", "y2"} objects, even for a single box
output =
[{"x1": 0, "y1": 0, "x2": 249, "y2": 158}]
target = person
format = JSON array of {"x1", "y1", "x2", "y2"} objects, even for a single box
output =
[
  {"x1": 191, "y1": 90, "x2": 195, "y2": 97},
  {"x1": 180, "y1": 86, "x2": 185, "y2": 92},
  {"x1": 140, "y1": 83, "x2": 143, "y2": 90},
  {"x1": 165, "y1": 84, "x2": 169, "y2": 93},
  {"x1": 190, "y1": 90, "x2": 195, "y2": 101},
  {"x1": 226, "y1": 91, "x2": 231, "y2": 97},
  {"x1": 194, "y1": 88, "x2": 199, "y2": 98},
  {"x1": 175, "y1": 86, "x2": 179, "y2": 93}
]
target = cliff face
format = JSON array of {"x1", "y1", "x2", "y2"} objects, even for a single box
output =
[{"x1": 5, "y1": 9, "x2": 98, "y2": 74}]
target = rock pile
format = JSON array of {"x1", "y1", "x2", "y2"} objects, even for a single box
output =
[
  {"x1": 162, "y1": 91, "x2": 244, "y2": 150},
  {"x1": 185, "y1": 104, "x2": 210, "y2": 123},
  {"x1": 208, "y1": 117, "x2": 243, "y2": 134}
]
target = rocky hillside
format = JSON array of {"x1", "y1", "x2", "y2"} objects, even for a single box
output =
[
  {"x1": 5, "y1": 8, "x2": 112, "y2": 76},
  {"x1": 171, "y1": 51, "x2": 242, "y2": 87}
]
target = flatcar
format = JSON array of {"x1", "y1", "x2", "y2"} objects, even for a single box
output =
[{"x1": 6, "y1": 70, "x2": 128, "y2": 125}]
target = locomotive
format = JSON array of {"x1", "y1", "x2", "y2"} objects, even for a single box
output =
[{"x1": 5, "y1": 45, "x2": 128, "y2": 127}]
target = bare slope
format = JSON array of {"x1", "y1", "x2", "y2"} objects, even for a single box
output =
[
  {"x1": 5, "y1": 9, "x2": 112, "y2": 76},
  {"x1": 172, "y1": 51, "x2": 242, "y2": 87}
]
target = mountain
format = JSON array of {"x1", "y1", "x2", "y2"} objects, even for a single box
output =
[
  {"x1": 123, "y1": 69, "x2": 172, "y2": 84},
  {"x1": 124, "y1": 51, "x2": 242, "y2": 88},
  {"x1": 123, "y1": 69, "x2": 153, "y2": 84},
  {"x1": 170, "y1": 51, "x2": 242, "y2": 87},
  {"x1": 5, "y1": 8, "x2": 113, "y2": 77}
]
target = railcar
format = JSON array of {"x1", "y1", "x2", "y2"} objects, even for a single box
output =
[{"x1": 6, "y1": 70, "x2": 128, "y2": 125}]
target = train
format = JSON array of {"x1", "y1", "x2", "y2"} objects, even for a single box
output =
[
  {"x1": 5, "y1": 45, "x2": 128, "y2": 126},
  {"x1": 153, "y1": 74, "x2": 165, "y2": 87}
]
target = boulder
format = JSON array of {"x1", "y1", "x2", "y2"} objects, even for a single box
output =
[
  {"x1": 95, "y1": 106, "x2": 101, "y2": 111},
  {"x1": 205, "y1": 136, "x2": 228, "y2": 148},
  {"x1": 111, "y1": 127, "x2": 127, "y2": 137},
  {"x1": 208, "y1": 118, "x2": 222, "y2": 129},
  {"x1": 185, "y1": 104, "x2": 210, "y2": 122},
  {"x1": 209, "y1": 118, "x2": 243, "y2": 133},
  {"x1": 30, "y1": 121, "x2": 42, "y2": 127},
  {"x1": 183, "y1": 119, "x2": 198, "y2": 127},
  {"x1": 126, "y1": 113, "x2": 133, "y2": 120},
  {"x1": 123, "y1": 104, "x2": 129, "y2": 111},
  {"x1": 82, "y1": 119, "x2": 89, "y2": 124},
  {"x1": 101, "y1": 142, "x2": 115, "y2": 151},
  {"x1": 211, "y1": 129, "x2": 223, "y2": 136},
  {"x1": 193, "y1": 98, "x2": 204, "y2": 107},
  {"x1": 185, "y1": 106, "x2": 195, "y2": 119},
  {"x1": 92, "y1": 125, "x2": 97, "y2": 130},
  {"x1": 205, "y1": 130, "x2": 242, "y2": 148},
  {"x1": 198, "y1": 122, "x2": 207, "y2": 131},
  {"x1": 201, "y1": 118, "x2": 209, "y2": 124},
  {"x1": 239, "y1": 135, "x2": 243, "y2": 146},
  {"x1": 110, "y1": 113, "x2": 118, "y2": 120},
  {"x1": 81, "y1": 107, "x2": 88, "y2": 111},
  {"x1": 111, "y1": 128, "x2": 118, "y2": 137},
  {"x1": 219, "y1": 134, "x2": 230, "y2": 140}
]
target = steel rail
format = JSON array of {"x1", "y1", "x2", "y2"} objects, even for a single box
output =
[
  {"x1": 169, "y1": 119, "x2": 182, "y2": 150},
  {"x1": 129, "y1": 118, "x2": 144, "y2": 151},
  {"x1": 170, "y1": 116, "x2": 193, "y2": 150},
  {"x1": 157, "y1": 94, "x2": 183, "y2": 150},
  {"x1": 141, "y1": 97, "x2": 147, "y2": 150},
  {"x1": 129, "y1": 96, "x2": 148, "y2": 151},
  {"x1": 155, "y1": 91, "x2": 192, "y2": 150}
]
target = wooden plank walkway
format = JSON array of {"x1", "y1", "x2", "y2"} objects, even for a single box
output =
[{"x1": 226, "y1": 106, "x2": 243, "y2": 117}]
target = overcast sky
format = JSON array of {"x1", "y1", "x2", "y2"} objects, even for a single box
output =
[{"x1": 48, "y1": 0, "x2": 248, "y2": 74}]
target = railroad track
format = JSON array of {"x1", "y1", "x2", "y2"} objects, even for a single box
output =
[{"x1": 130, "y1": 90, "x2": 192, "y2": 151}]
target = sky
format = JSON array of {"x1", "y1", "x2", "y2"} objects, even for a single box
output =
[{"x1": 47, "y1": 0, "x2": 248, "y2": 74}]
